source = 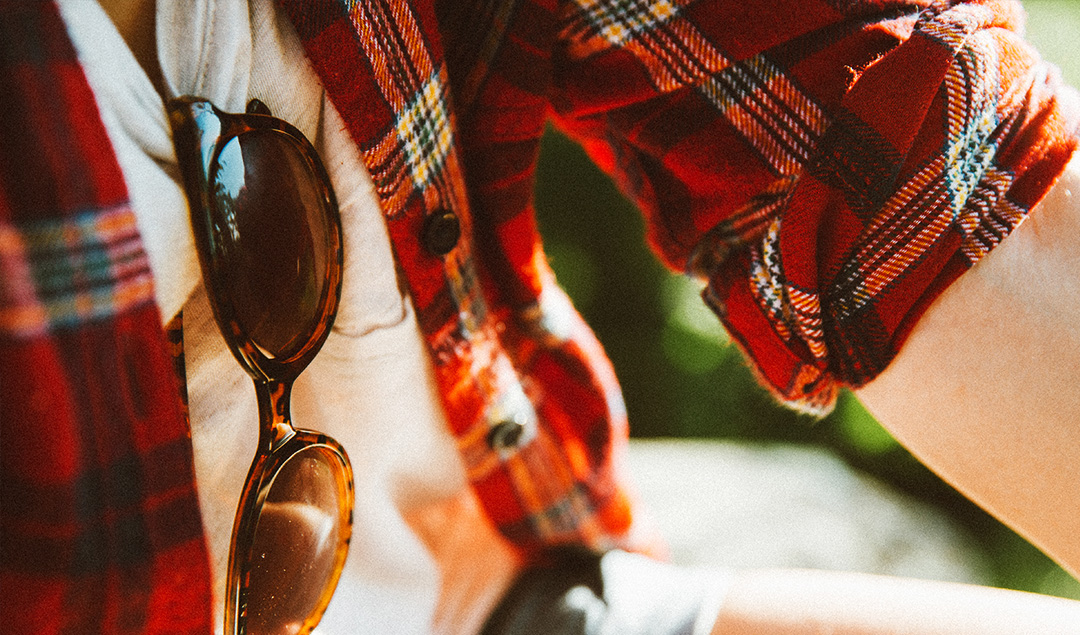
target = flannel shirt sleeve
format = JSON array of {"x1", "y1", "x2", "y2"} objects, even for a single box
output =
[
  {"x1": 0, "y1": 3, "x2": 213, "y2": 632},
  {"x1": 549, "y1": 0, "x2": 1080, "y2": 412}
]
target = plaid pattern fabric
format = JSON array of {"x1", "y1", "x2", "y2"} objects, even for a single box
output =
[
  {"x1": 0, "y1": 2, "x2": 212, "y2": 633},
  {"x1": 280, "y1": 0, "x2": 644, "y2": 556},
  {"x1": 4, "y1": 0, "x2": 1079, "y2": 630},
  {"x1": 545, "y1": 0, "x2": 1079, "y2": 411}
]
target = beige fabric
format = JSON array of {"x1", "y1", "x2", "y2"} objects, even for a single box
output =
[{"x1": 59, "y1": 0, "x2": 519, "y2": 632}]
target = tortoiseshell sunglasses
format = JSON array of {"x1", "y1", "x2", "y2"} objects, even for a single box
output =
[{"x1": 168, "y1": 96, "x2": 354, "y2": 635}]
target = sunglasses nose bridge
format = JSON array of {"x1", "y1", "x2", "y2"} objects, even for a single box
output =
[{"x1": 254, "y1": 377, "x2": 299, "y2": 453}]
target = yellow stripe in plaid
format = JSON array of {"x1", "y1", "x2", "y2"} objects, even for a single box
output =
[
  {"x1": 397, "y1": 72, "x2": 454, "y2": 189},
  {"x1": 593, "y1": 0, "x2": 677, "y2": 46},
  {"x1": 566, "y1": 0, "x2": 682, "y2": 48}
]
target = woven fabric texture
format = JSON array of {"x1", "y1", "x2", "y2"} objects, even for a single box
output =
[{"x1": 2, "y1": 0, "x2": 1077, "y2": 632}]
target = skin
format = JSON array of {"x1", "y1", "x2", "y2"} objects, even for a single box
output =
[
  {"x1": 706, "y1": 153, "x2": 1080, "y2": 632},
  {"x1": 97, "y1": 0, "x2": 1080, "y2": 632},
  {"x1": 712, "y1": 568, "x2": 1080, "y2": 635},
  {"x1": 708, "y1": 156, "x2": 1080, "y2": 633},
  {"x1": 856, "y1": 155, "x2": 1080, "y2": 581}
]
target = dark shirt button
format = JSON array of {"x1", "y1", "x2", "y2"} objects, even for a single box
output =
[
  {"x1": 488, "y1": 419, "x2": 526, "y2": 451},
  {"x1": 422, "y1": 209, "x2": 461, "y2": 256}
]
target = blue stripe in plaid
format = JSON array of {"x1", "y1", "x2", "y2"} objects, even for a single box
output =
[
  {"x1": 943, "y1": 41, "x2": 1001, "y2": 215},
  {"x1": 0, "y1": 205, "x2": 152, "y2": 336}
]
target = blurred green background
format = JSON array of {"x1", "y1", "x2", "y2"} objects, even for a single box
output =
[{"x1": 532, "y1": 0, "x2": 1080, "y2": 599}]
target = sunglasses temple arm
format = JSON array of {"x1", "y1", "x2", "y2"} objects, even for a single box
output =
[{"x1": 167, "y1": 99, "x2": 222, "y2": 207}]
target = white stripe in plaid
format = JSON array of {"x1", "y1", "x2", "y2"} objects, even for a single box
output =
[
  {"x1": 701, "y1": 54, "x2": 828, "y2": 177},
  {"x1": 958, "y1": 165, "x2": 1020, "y2": 263},
  {"x1": 562, "y1": 0, "x2": 730, "y2": 94},
  {"x1": 397, "y1": 72, "x2": 454, "y2": 189},
  {"x1": 918, "y1": 3, "x2": 996, "y2": 54},
  {"x1": 831, "y1": 157, "x2": 954, "y2": 320},
  {"x1": 748, "y1": 219, "x2": 792, "y2": 341},
  {"x1": 831, "y1": 17, "x2": 1011, "y2": 320},
  {"x1": 687, "y1": 175, "x2": 798, "y2": 280},
  {"x1": 750, "y1": 218, "x2": 831, "y2": 363},
  {"x1": 572, "y1": 0, "x2": 680, "y2": 46},
  {"x1": 0, "y1": 205, "x2": 153, "y2": 337}
]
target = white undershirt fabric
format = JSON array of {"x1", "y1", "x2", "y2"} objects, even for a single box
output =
[{"x1": 57, "y1": 1, "x2": 521, "y2": 633}]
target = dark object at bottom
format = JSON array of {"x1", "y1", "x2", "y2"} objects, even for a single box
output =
[{"x1": 481, "y1": 548, "x2": 729, "y2": 635}]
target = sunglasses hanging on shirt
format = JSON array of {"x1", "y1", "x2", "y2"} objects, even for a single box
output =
[{"x1": 168, "y1": 96, "x2": 354, "y2": 635}]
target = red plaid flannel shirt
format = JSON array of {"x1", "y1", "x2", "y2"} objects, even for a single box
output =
[{"x1": 2, "y1": 0, "x2": 1077, "y2": 632}]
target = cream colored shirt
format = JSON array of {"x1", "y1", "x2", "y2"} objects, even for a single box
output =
[{"x1": 58, "y1": 0, "x2": 520, "y2": 632}]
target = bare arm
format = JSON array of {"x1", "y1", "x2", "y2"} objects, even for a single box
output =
[
  {"x1": 856, "y1": 154, "x2": 1080, "y2": 580},
  {"x1": 709, "y1": 156, "x2": 1080, "y2": 635},
  {"x1": 712, "y1": 568, "x2": 1080, "y2": 634}
]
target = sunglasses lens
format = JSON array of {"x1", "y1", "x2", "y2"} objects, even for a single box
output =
[
  {"x1": 211, "y1": 131, "x2": 333, "y2": 359},
  {"x1": 245, "y1": 446, "x2": 349, "y2": 635}
]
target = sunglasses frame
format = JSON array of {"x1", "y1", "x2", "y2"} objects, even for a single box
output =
[{"x1": 168, "y1": 96, "x2": 354, "y2": 635}]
